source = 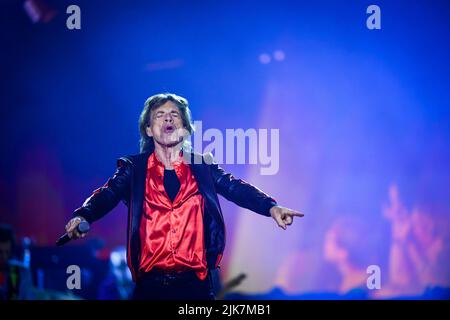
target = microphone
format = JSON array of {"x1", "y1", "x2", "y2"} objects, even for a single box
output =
[{"x1": 56, "y1": 220, "x2": 90, "y2": 246}]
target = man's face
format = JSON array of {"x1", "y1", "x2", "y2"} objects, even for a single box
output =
[
  {"x1": 0, "y1": 241, "x2": 12, "y2": 269},
  {"x1": 146, "y1": 101, "x2": 187, "y2": 147}
]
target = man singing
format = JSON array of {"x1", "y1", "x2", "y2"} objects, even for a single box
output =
[{"x1": 63, "y1": 93, "x2": 303, "y2": 300}]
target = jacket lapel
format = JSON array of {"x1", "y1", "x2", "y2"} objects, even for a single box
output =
[{"x1": 130, "y1": 151, "x2": 151, "y2": 267}]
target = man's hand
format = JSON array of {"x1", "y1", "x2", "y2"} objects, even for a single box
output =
[
  {"x1": 65, "y1": 216, "x2": 88, "y2": 240},
  {"x1": 270, "y1": 205, "x2": 304, "y2": 230}
]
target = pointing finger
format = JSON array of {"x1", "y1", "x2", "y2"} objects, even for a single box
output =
[{"x1": 286, "y1": 210, "x2": 304, "y2": 217}]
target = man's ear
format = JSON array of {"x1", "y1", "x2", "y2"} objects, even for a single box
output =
[{"x1": 145, "y1": 124, "x2": 153, "y2": 137}]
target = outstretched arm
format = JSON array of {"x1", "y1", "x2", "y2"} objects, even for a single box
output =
[
  {"x1": 209, "y1": 158, "x2": 304, "y2": 229},
  {"x1": 209, "y1": 161, "x2": 277, "y2": 216},
  {"x1": 65, "y1": 157, "x2": 132, "y2": 240}
]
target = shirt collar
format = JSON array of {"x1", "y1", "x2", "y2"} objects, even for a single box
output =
[{"x1": 148, "y1": 150, "x2": 187, "y2": 175}]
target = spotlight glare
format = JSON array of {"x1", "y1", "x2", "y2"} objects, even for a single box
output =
[
  {"x1": 259, "y1": 53, "x2": 271, "y2": 64},
  {"x1": 274, "y1": 50, "x2": 285, "y2": 61}
]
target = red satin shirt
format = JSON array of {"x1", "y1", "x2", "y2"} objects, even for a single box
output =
[{"x1": 138, "y1": 152, "x2": 208, "y2": 280}]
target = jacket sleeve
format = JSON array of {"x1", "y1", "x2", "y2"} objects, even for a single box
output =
[
  {"x1": 208, "y1": 155, "x2": 277, "y2": 217},
  {"x1": 73, "y1": 157, "x2": 132, "y2": 224}
]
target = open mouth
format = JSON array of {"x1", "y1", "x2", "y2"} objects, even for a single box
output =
[{"x1": 163, "y1": 124, "x2": 175, "y2": 134}]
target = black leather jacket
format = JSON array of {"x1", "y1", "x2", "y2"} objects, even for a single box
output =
[{"x1": 73, "y1": 149, "x2": 277, "y2": 281}]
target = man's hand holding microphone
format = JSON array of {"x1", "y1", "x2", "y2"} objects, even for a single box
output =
[{"x1": 56, "y1": 216, "x2": 90, "y2": 246}]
